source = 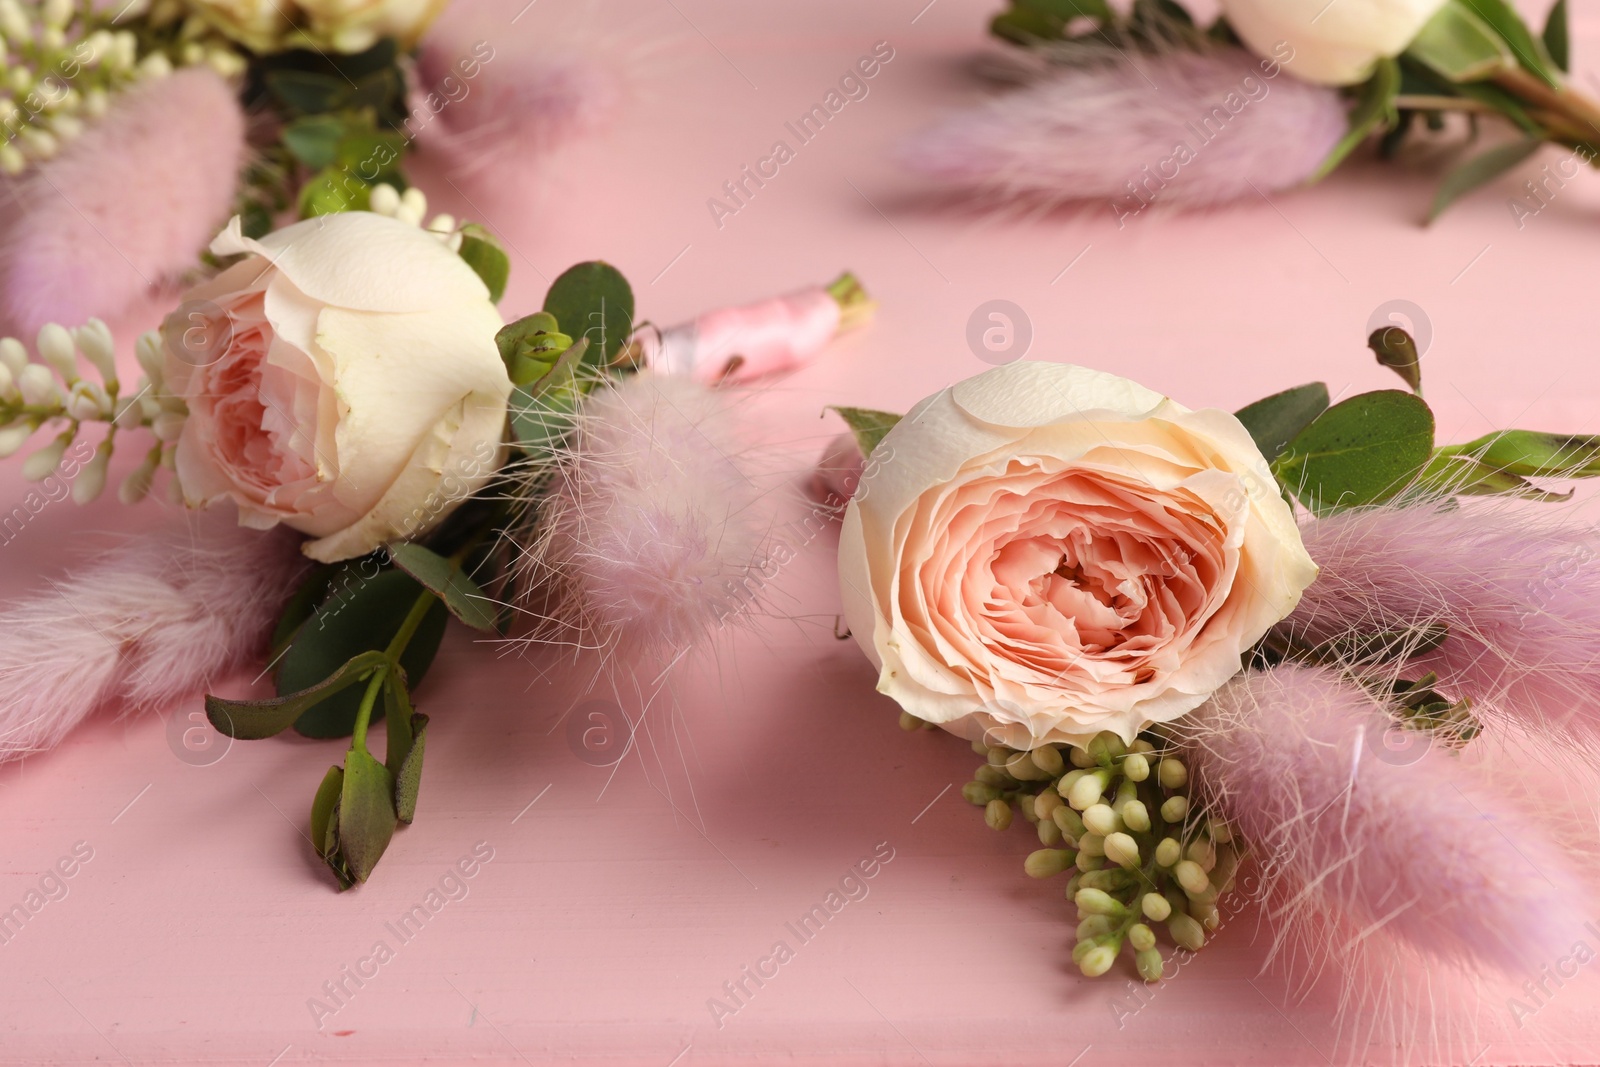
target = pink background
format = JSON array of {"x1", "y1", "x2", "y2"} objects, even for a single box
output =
[{"x1": 3, "y1": 0, "x2": 1600, "y2": 1063}]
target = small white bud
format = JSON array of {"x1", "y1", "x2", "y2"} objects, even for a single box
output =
[
  {"x1": 1082, "y1": 803, "x2": 1120, "y2": 838},
  {"x1": 73, "y1": 319, "x2": 117, "y2": 383},
  {"x1": 0, "y1": 337, "x2": 24, "y2": 376},
  {"x1": 1104, "y1": 832, "x2": 1140, "y2": 868},
  {"x1": 65, "y1": 379, "x2": 110, "y2": 420},
  {"x1": 1122, "y1": 752, "x2": 1150, "y2": 782},
  {"x1": 49, "y1": 114, "x2": 82, "y2": 141},
  {"x1": 1023, "y1": 849, "x2": 1074, "y2": 879},
  {"x1": 1077, "y1": 944, "x2": 1117, "y2": 978},
  {"x1": 1030, "y1": 743, "x2": 1064, "y2": 776},
  {"x1": 138, "y1": 52, "x2": 172, "y2": 79},
  {"x1": 1158, "y1": 758, "x2": 1189, "y2": 790},
  {"x1": 134, "y1": 331, "x2": 165, "y2": 385},
  {"x1": 82, "y1": 87, "x2": 108, "y2": 118},
  {"x1": 0, "y1": 0, "x2": 30, "y2": 43},
  {"x1": 1174, "y1": 860, "x2": 1211, "y2": 896},
  {"x1": 1169, "y1": 912, "x2": 1206, "y2": 952},
  {"x1": 1067, "y1": 769, "x2": 1110, "y2": 811},
  {"x1": 368, "y1": 183, "x2": 401, "y2": 216},
  {"x1": 42, "y1": 0, "x2": 73, "y2": 30},
  {"x1": 1074, "y1": 887, "x2": 1126, "y2": 917},
  {"x1": 0, "y1": 423, "x2": 31, "y2": 457},
  {"x1": 1141, "y1": 892, "x2": 1172, "y2": 922},
  {"x1": 72, "y1": 442, "x2": 110, "y2": 504},
  {"x1": 1128, "y1": 923, "x2": 1157, "y2": 952},
  {"x1": 1077, "y1": 833, "x2": 1106, "y2": 858},
  {"x1": 426, "y1": 212, "x2": 456, "y2": 236},
  {"x1": 18, "y1": 362, "x2": 59, "y2": 406},
  {"x1": 152, "y1": 410, "x2": 186, "y2": 442},
  {"x1": 36, "y1": 323, "x2": 77, "y2": 380},
  {"x1": 397, "y1": 186, "x2": 427, "y2": 226},
  {"x1": 0, "y1": 143, "x2": 23, "y2": 175},
  {"x1": 1120, "y1": 799, "x2": 1151, "y2": 833},
  {"x1": 1154, "y1": 837, "x2": 1181, "y2": 868},
  {"x1": 1160, "y1": 795, "x2": 1189, "y2": 823},
  {"x1": 21, "y1": 435, "x2": 67, "y2": 480},
  {"x1": 0, "y1": 361, "x2": 12, "y2": 397},
  {"x1": 1186, "y1": 838, "x2": 1217, "y2": 872},
  {"x1": 19, "y1": 127, "x2": 59, "y2": 159}
]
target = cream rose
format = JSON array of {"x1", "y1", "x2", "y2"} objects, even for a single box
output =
[
  {"x1": 1220, "y1": 0, "x2": 1449, "y2": 85},
  {"x1": 838, "y1": 361, "x2": 1318, "y2": 750},
  {"x1": 162, "y1": 212, "x2": 510, "y2": 563}
]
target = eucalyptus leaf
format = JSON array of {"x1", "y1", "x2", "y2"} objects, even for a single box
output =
[
  {"x1": 278, "y1": 570, "x2": 448, "y2": 739},
  {"x1": 1544, "y1": 0, "x2": 1569, "y2": 72},
  {"x1": 1274, "y1": 390, "x2": 1436, "y2": 514},
  {"x1": 542, "y1": 261, "x2": 635, "y2": 367},
  {"x1": 1408, "y1": 2, "x2": 1516, "y2": 82},
  {"x1": 1428, "y1": 137, "x2": 1543, "y2": 222},
  {"x1": 387, "y1": 542, "x2": 498, "y2": 631},
  {"x1": 1458, "y1": 0, "x2": 1561, "y2": 86},
  {"x1": 1443, "y1": 429, "x2": 1600, "y2": 478},
  {"x1": 281, "y1": 114, "x2": 344, "y2": 168},
  {"x1": 1233, "y1": 383, "x2": 1330, "y2": 463},
  {"x1": 298, "y1": 165, "x2": 370, "y2": 217},
  {"x1": 829, "y1": 406, "x2": 903, "y2": 459},
  {"x1": 1368, "y1": 327, "x2": 1423, "y2": 393},
  {"x1": 270, "y1": 563, "x2": 336, "y2": 657},
  {"x1": 1311, "y1": 58, "x2": 1401, "y2": 182},
  {"x1": 1417, "y1": 453, "x2": 1572, "y2": 501},
  {"x1": 263, "y1": 69, "x2": 348, "y2": 115},
  {"x1": 339, "y1": 747, "x2": 397, "y2": 884},
  {"x1": 394, "y1": 713, "x2": 428, "y2": 824},
  {"x1": 459, "y1": 224, "x2": 510, "y2": 303},
  {"x1": 207, "y1": 650, "x2": 388, "y2": 740}
]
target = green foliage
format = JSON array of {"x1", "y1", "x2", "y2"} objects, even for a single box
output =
[
  {"x1": 1544, "y1": 0, "x2": 1570, "y2": 72},
  {"x1": 1272, "y1": 391, "x2": 1437, "y2": 514},
  {"x1": 1233, "y1": 383, "x2": 1329, "y2": 463},
  {"x1": 542, "y1": 261, "x2": 636, "y2": 368},
  {"x1": 1428, "y1": 137, "x2": 1544, "y2": 222},
  {"x1": 458, "y1": 225, "x2": 510, "y2": 303},
  {"x1": 1367, "y1": 327, "x2": 1424, "y2": 393},
  {"x1": 387, "y1": 542, "x2": 498, "y2": 631},
  {"x1": 1311, "y1": 58, "x2": 1401, "y2": 182},
  {"x1": 830, "y1": 406, "x2": 903, "y2": 458}
]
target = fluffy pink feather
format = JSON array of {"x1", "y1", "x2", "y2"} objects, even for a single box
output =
[
  {"x1": 0, "y1": 68, "x2": 246, "y2": 334},
  {"x1": 1290, "y1": 504, "x2": 1600, "y2": 742},
  {"x1": 413, "y1": 0, "x2": 624, "y2": 183},
  {"x1": 0, "y1": 517, "x2": 307, "y2": 760},
  {"x1": 517, "y1": 372, "x2": 777, "y2": 663},
  {"x1": 1182, "y1": 662, "x2": 1590, "y2": 976},
  {"x1": 901, "y1": 48, "x2": 1347, "y2": 212}
]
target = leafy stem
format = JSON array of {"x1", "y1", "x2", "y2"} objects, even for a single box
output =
[{"x1": 349, "y1": 668, "x2": 387, "y2": 755}]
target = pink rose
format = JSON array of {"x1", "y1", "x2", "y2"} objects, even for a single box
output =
[
  {"x1": 160, "y1": 212, "x2": 511, "y2": 562},
  {"x1": 838, "y1": 362, "x2": 1318, "y2": 748}
]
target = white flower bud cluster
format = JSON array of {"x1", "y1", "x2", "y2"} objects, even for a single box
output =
[
  {"x1": 368, "y1": 184, "x2": 464, "y2": 252},
  {"x1": 0, "y1": 320, "x2": 183, "y2": 506},
  {"x1": 0, "y1": 0, "x2": 247, "y2": 176},
  {"x1": 962, "y1": 730, "x2": 1240, "y2": 983}
]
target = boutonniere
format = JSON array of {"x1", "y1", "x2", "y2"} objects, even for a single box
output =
[
  {"x1": 905, "y1": 0, "x2": 1593, "y2": 223},
  {"x1": 822, "y1": 336, "x2": 1599, "y2": 989}
]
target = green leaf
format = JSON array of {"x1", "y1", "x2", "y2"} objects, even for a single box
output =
[
  {"x1": 1367, "y1": 328, "x2": 1424, "y2": 393},
  {"x1": 382, "y1": 670, "x2": 414, "y2": 778},
  {"x1": 1274, "y1": 390, "x2": 1436, "y2": 514},
  {"x1": 496, "y1": 311, "x2": 574, "y2": 387},
  {"x1": 310, "y1": 765, "x2": 344, "y2": 860},
  {"x1": 458, "y1": 224, "x2": 510, "y2": 304},
  {"x1": 1408, "y1": 3, "x2": 1516, "y2": 82},
  {"x1": 542, "y1": 262, "x2": 635, "y2": 367},
  {"x1": 1022, "y1": 0, "x2": 1113, "y2": 20},
  {"x1": 207, "y1": 650, "x2": 388, "y2": 740},
  {"x1": 508, "y1": 337, "x2": 588, "y2": 458},
  {"x1": 1416, "y1": 453, "x2": 1573, "y2": 501},
  {"x1": 1458, "y1": 0, "x2": 1561, "y2": 86},
  {"x1": 278, "y1": 570, "x2": 449, "y2": 739},
  {"x1": 1233, "y1": 383, "x2": 1330, "y2": 463},
  {"x1": 387, "y1": 542, "x2": 498, "y2": 632},
  {"x1": 1442, "y1": 429, "x2": 1600, "y2": 478},
  {"x1": 339, "y1": 747, "x2": 397, "y2": 883},
  {"x1": 1311, "y1": 58, "x2": 1401, "y2": 182},
  {"x1": 1544, "y1": 0, "x2": 1569, "y2": 72},
  {"x1": 1428, "y1": 137, "x2": 1543, "y2": 221},
  {"x1": 270, "y1": 563, "x2": 335, "y2": 658},
  {"x1": 281, "y1": 114, "x2": 344, "y2": 168},
  {"x1": 829, "y1": 406, "x2": 902, "y2": 458},
  {"x1": 298, "y1": 165, "x2": 371, "y2": 217},
  {"x1": 263, "y1": 69, "x2": 348, "y2": 115},
  {"x1": 394, "y1": 713, "x2": 428, "y2": 824}
]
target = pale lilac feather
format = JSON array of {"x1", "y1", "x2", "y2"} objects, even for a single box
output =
[
  {"x1": 1291, "y1": 505, "x2": 1600, "y2": 741},
  {"x1": 1182, "y1": 663, "x2": 1590, "y2": 975},
  {"x1": 519, "y1": 373, "x2": 776, "y2": 662},
  {"x1": 0, "y1": 517, "x2": 307, "y2": 760},
  {"x1": 901, "y1": 48, "x2": 1347, "y2": 209},
  {"x1": 0, "y1": 68, "x2": 247, "y2": 334}
]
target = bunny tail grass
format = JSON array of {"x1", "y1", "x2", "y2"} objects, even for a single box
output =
[
  {"x1": 510, "y1": 372, "x2": 779, "y2": 666},
  {"x1": 0, "y1": 68, "x2": 246, "y2": 334},
  {"x1": 1290, "y1": 504, "x2": 1600, "y2": 743},
  {"x1": 1181, "y1": 663, "x2": 1591, "y2": 977},
  {"x1": 901, "y1": 48, "x2": 1346, "y2": 210},
  {"x1": 0, "y1": 518, "x2": 307, "y2": 760}
]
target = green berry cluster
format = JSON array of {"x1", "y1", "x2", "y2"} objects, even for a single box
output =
[{"x1": 955, "y1": 726, "x2": 1240, "y2": 981}]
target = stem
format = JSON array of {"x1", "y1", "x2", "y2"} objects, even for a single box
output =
[
  {"x1": 1493, "y1": 67, "x2": 1600, "y2": 139},
  {"x1": 349, "y1": 668, "x2": 386, "y2": 754},
  {"x1": 384, "y1": 590, "x2": 436, "y2": 661},
  {"x1": 1395, "y1": 94, "x2": 1498, "y2": 114}
]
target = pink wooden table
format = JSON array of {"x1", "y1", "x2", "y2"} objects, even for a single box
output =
[{"x1": 4, "y1": 0, "x2": 1600, "y2": 1063}]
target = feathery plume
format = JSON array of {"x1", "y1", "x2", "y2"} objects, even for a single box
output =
[
  {"x1": 1291, "y1": 504, "x2": 1600, "y2": 742},
  {"x1": 0, "y1": 517, "x2": 307, "y2": 760},
  {"x1": 900, "y1": 48, "x2": 1346, "y2": 212},
  {"x1": 0, "y1": 67, "x2": 247, "y2": 334},
  {"x1": 511, "y1": 372, "x2": 778, "y2": 665},
  {"x1": 1181, "y1": 662, "x2": 1591, "y2": 976}
]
